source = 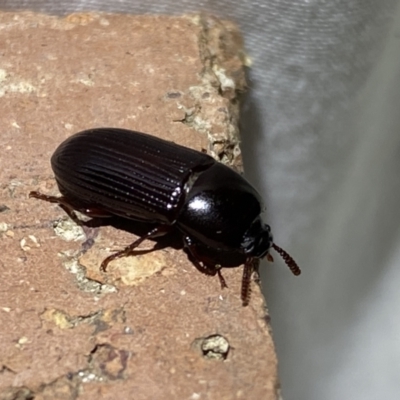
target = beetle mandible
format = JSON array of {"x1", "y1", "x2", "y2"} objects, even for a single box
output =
[{"x1": 30, "y1": 128, "x2": 300, "y2": 305}]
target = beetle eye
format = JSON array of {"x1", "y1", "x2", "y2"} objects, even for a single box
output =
[{"x1": 242, "y1": 220, "x2": 273, "y2": 258}]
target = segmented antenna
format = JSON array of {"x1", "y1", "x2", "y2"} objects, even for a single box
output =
[
  {"x1": 272, "y1": 243, "x2": 301, "y2": 276},
  {"x1": 241, "y1": 258, "x2": 259, "y2": 306}
]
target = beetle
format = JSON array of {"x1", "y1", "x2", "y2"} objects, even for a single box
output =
[{"x1": 29, "y1": 128, "x2": 300, "y2": 305}]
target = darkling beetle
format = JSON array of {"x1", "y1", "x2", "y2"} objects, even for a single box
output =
[{"x1": 30, "y1": 128, "x2": 300, "y2": 305}]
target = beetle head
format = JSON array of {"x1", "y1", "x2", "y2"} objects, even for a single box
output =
[
  {"x1": 241, "y1": 217, "x2": 273, "y2": 258},
  {"x1": 242, "y1": 217, "x2": 301, "y2": 276}
]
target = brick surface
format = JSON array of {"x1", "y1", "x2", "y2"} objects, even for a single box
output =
[{"x1": 0, "y1": 12, "x2": 278, "y2": 399}]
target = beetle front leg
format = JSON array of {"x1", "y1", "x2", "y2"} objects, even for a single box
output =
[
  {"x1": 183, "y1": 236, "x2": 228, "y2": 289},
  {"x1": 100, "y1": 225, "x2": 171, "y2": 272}
]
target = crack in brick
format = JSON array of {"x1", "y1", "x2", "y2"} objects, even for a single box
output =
[{"x1": 0, "y1": 343, "x2": 130, "y2": 400}]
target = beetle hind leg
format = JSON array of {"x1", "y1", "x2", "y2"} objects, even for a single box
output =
[
  {"x1": 29, "y1": 191, "x2": 112, "y2": 223},
  {"x1": 30, "y1": 191, "x2": 83, "y2": 224},
  {"x1": 30, "y1": 190, "x2": 110, "y2": 252},
  {"x1": 30, "y1": 190, "x2": 72, "y2": 211}
]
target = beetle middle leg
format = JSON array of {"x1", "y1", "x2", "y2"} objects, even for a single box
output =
[{"x1": 100, "y1": 225, "x2": 172, "y2": 272}]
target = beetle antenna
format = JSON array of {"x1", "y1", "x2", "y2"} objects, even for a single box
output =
[
  {"x1": 272, "y1": 243, "x2": 301, "y2": 276},
  {"x1": 241, "y1": 258, "x2": 259, "y2": 306}
]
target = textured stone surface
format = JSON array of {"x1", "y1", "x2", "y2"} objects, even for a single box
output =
[{"x1": 0, "y1": 11, "x2": 278, "y2": 399}]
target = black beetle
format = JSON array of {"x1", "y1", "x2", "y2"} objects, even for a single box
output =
[{"x1": 30, "y1": 128, "x2": 300, "y2": 305}]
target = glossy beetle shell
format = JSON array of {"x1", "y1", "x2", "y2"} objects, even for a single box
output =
[
  {"x1": 51, "y1": 128, "x2": 214, "y2": 224},
  {"x1": 31, "y1": 127, "x2": 300, "y2": 305}
]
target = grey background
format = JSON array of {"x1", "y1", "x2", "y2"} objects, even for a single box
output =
[{"x1": 1, "y1": 1, "x2": 399, "y2": 399}]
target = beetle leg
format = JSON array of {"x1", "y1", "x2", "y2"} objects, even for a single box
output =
[
  {"x1": 216, "y1": 269, "x2": 228, "y2": 289},
  {"x1": 29, "y1": 191, "x2": 106, "y2": 252},
  {"x1": 241, "y1": 258, "x2": 259, "y2": 306},
  {"x1": 30, "y1": 191, "x2": 78, "y2": 221},
  {"x1": 100, "y1": 225, "x2": 171, "y2": 272},
  {"x1": 184, "y1": 245, "x2": 215, "y2": 276},
  {"x1": 29, "y1": 191, "x2": 112, "y2": 222},
  {"x1": 183, "y1": 236, "x2": 228, "y2": 289}
]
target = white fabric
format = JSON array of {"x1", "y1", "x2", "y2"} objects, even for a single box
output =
[{"x1": 2, "y1": 1, "x2": 400, "y2": 399}]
